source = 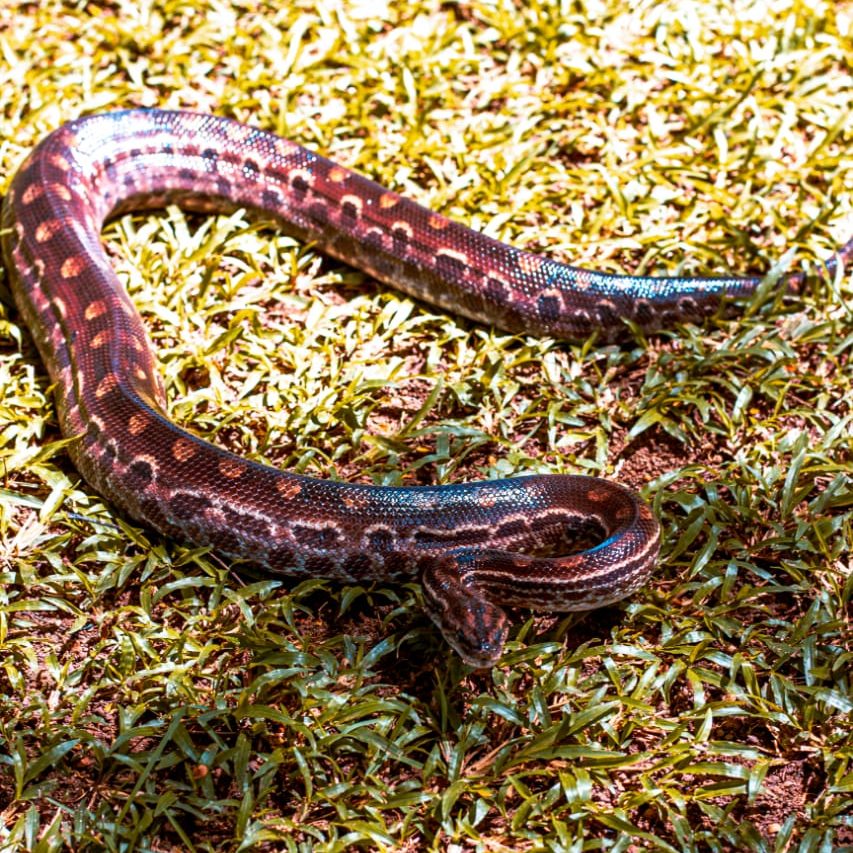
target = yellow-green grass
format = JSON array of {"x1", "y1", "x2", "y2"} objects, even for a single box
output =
[{"x1": 0, "y1": 0, "x2": 850, "y2": 850}]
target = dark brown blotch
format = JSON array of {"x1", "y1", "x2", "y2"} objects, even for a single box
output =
[
  {"x1": 341, "y1": 553, "x2": 375, "y2": 579},
  {"x1": 84, "y1": 419, "x2": 102, "y2": 444},
  {"x1": 54, "y1": 344, "x2": 72, "y2": 371},
  {"x1": 170, "y1": 491, "x2": 213, "y2": 521},
  {"x1": 100, "y1": 439, "x2": 118, "y2": 466},
  {"x1": 366, "y1": 528, "x2": 396, "y2": 553},
  {"x1": 391, "y1": 226, "x2": 410, "y2": 251},
  {"x1": 91, "y1": 358, "x2": 116, "y2": 385},
  {"x1": 125, "y1": 459, "x2": 154, "y2": 490},
  {"x1": 221, "y1": 507, "x2": 271, "y2": 541},
  {"x1": 435, "y1": 252, "x2": 467, "y2": 278},
  {"x1": 495, "y1": 517, "x2": 530, "y2": 540},
  {"x1": 308, "y1": 203, "x2": 328, "y2": 225},
  {"x1": 291, "y1": 174, "x2": 309, "y2": 196},
  {"x1": 364, "y1": 229, "x2": 385, "y2": 250},
  {"x1": 292, "y1": 524, "x2": 342, "y2": 550},
  {"x1": 536, "y1": 293, "x2": 561, "y2": 323},
  {"x1": 487, "y1": 277, "x2": 508, "y2": 302}
]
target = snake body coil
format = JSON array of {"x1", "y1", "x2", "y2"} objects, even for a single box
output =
[{"x1": 3, "y1": 110, "x2": 849, "y2": 665}]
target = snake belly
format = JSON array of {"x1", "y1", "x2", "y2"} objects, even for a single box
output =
[{"x1": 2, "y1": 110, "x2": 849, "y2": 666}]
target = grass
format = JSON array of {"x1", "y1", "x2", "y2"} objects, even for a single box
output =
[{"x1": 0, "y1": 0, "x2": 851, "y2": 850}]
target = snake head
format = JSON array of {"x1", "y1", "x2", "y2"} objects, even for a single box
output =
[
  {"x1": 420, "y1": 552, "x2": 509, "y2": 668},
  {"x1": 448, "y1": 601, "x2": 509, "y2": 668}
]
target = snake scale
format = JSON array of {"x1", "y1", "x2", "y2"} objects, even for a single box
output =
[{"x1": 2, "y1": 110, "x2": 850, "y2": 666}]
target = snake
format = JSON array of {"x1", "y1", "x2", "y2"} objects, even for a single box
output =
[{"x1": 2, "y1": 109, "x2": 850, "y2": 666}]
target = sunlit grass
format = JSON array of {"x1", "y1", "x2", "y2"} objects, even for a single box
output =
[{"x1": 0, "y1": 0, "x2": 850, "y2": 849}]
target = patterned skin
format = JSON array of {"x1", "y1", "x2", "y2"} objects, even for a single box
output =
[{"x1": 2, "y1": 110, "x2": 849, "y2": 665}]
